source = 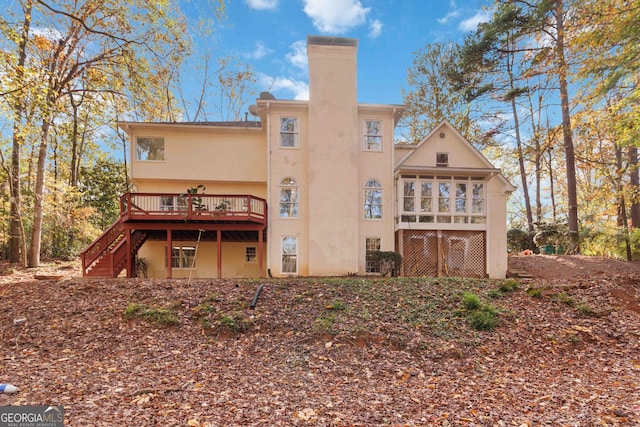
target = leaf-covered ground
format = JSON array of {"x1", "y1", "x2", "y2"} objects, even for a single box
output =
[{"x1": 1, "y1": 256, "x2": 639, "y2": 426}]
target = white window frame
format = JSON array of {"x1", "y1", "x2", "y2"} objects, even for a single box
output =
[
  {"x1": 135, "y1": 137, "x2": 165, "y2": 161},
  {"x1": 279, "y1": 117, "x2": 299, "y2": 148},
  {"x1": 363, "y1": 179, "x2": 383, "y2": 220},
  {"x1": 170, "y1": 245, "x2": 196, "y2": 269},
  {"x1": 363, "y1": 119, "x2": 383, "y2": 151},
  {"x1": 279, "y1": 177, "x2": 299, "y2": 218},
  {"x1": 365, "y1": 237, "x2": 381, "y2": 273},
  {"x1": 281, "y1": 236, "x2": 298, "y2": 274},
  {"x1": 399, "y1": 175, "x2": 486, "y2": 225}
]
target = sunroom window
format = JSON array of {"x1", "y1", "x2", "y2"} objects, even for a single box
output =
[{"x1": 400, "y1": 175, "x2": 485, "y2": 224}]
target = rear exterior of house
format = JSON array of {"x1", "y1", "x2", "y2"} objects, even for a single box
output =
[{"x1": 81, "y1": 35, "x2": 514, "y2": 280}]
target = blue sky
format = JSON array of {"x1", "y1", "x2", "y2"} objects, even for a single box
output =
[{"x1": 205, "y1": 0, "x2": 492, "y2": 106}]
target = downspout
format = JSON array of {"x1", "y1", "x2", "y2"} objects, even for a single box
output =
[{"x1": 265, "y1": 103, "x2": 271, "y2": 277}]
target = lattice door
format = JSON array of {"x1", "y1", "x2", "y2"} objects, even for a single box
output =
[
  {"x1": 401, "y1": 230, "x2": 486, "y2": 278},
  {"x1": 402, "y1": 230, "x2": 438, "y2": 276},
  {"x1": 441, "y1": 231, "x2": 486, "y2": 278}
]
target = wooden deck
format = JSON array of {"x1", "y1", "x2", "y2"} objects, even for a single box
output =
[{"x1": 120, "y1": 193, "x2": 266, "y2": 224}]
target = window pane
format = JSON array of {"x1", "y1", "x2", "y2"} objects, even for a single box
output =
[
  {"x1": 181, "y1": 246, "x2": 196, "y2": 268},
  {"x1": 472, "y1": 183, "x2": 484, "y2": 214},
  {"x1": 472, "y1": 200, "x2": 484, "y2": 214},
  {"x1": 420, "y1": 182, "x2": 432, "y2": 213},
  {"x1": 365, "y1": 237, "x2": 381, "y2": 273},
  {"x1": 455, "y1": 183, "x2": 467, "y2": 213},
  {"x1": 404, "y1": 198, "x2": 415, "y2": 212},
  {"x1": 403, "y1": 181, "x2": 415, "y2": 212},
  {"x1": 136, "y1": 137, "x2": 164, "y2": 161},
  {"x1": 438, "y1": 183, "x2": 450, "y2": 212},
  {"x1": 171, "y1": 247, "x2": 180, "y2": 268},
  {"x1": 246, "y1": 247, "x2": 257, "y2": 262},
  {"x1": 281, "y1": 117, "x2": 297, "y2": 132},
  {"x1": 404, "y1": 181, "x2": 415, "y2": 196},
  {"x1": 364, "y1": 120, "x2": 382, "y2": 151},
  {"x1": 280, "y1": 117, "x2": 298, "y2": 147},
  {"x1": 280, "y1": 133, "x2": 296, "y2": 147},
  {"x1": 280, "y1": 188, "x2": 299, "y2": 218},
  {"x1": 364, "y1": 189, "x2": 382, "y2": 219},
  {"x1": 282, "y1": 237, "x2": 297, "y2": 273}
]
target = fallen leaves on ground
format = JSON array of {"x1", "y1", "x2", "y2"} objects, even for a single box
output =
[{"x1": 0, "y1": 257, "x2": 639, "y2": 426}]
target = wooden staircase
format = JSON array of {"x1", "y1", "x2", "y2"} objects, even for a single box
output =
[{"x1": 81, "y1": 218, "x2": 147, "y2": 278}]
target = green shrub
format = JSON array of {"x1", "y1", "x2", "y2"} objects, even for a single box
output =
[
  {"x1": 576, "y1": 302, "x2": 596, "y2": 317},
  {"x1": 124, "y1": 302, "x2": 180, "y2": 326},
  {"x1": 527, "y1": 288, "x2": 543, "y2": 298},
  {"x1": 462, "y1": 292, "x2": 482, "y2": 311},
  {"x1": 460, "y1": 292, "x2": 499, "y2": 331},
  {"x1": 467, "y1": 309, "x2": 499, "y2": 331}
]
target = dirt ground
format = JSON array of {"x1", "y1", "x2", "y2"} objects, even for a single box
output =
[
  {"x1": 508, "y1": 254, "x2": 640, "y2": 280},
  {"x1": 1, "y1": 256, "x2": 639, "y2": 426}
]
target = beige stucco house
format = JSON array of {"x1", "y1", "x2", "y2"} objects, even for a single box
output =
[{"x1": 81, "y1": 36, "x2": 514, "y2": 280}]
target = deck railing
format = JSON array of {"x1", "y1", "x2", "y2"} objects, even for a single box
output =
[{"x1": 119, "y1": 193, "x2": 267, "y2": 223}]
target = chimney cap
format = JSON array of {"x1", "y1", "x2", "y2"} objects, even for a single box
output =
[{"x1": 307, "y1": 35, "x2": 358, "y2": 47}]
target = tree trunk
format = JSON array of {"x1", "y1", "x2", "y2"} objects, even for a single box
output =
[
  {"x1": 505, "y1": 44, "x2": 534, "y2": 232},
  {"x1": 554, "y1": 0, "x2": 580, "y2": 252},
  {"x1": 8, "y1": 0, "x2": 32, "y2": 266},
  {"x1": 629, "y1": 146, "x2": 640, "y2": 227},
  {"x1": 29, "y1": 118, "x2": 50, "y2": 268}
]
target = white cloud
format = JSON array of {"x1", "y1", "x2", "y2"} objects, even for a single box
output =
[
  {"x1": 244, "y1": 41, "x2": 273, "y2": 60},
  {"x1": 459, "y1": 9, "x2": 492, "y2": 32},
  {"x1": 286, "y1": 40, "x2": 308, "y2": 71},
  {"x1": 368, "y1": 19, "x2": 383, "y2": 38},
  {"x1": 437, "y1": 10, "x2": 461, "y2": 25},
  {"x1": 258, "y1": 72, "x2": 309, "y2": 100},
  {"x1": 302, "y1": 0, "x2": 370, "y2": 34},
  {"x1": 245, "y1": 0, "x2": 278, "y2": 10}
]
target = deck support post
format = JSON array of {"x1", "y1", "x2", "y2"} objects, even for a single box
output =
[
  {"x1": 258, "y1": 228, "x2": 265, "y2": 277},
  {"x1": 167, "y1": 229, "x2": 173, "y2": 278},
  {"x1": 217, "y1": 229, "x2": 222, "y2": 279}
]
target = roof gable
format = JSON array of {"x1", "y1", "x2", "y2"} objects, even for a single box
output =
[
  {"x1": 396, "y1": 120, "x2": 494, "y2": 170},
  {"x1": 395, "y1": 120, "x2": 515, "y2": 192}
]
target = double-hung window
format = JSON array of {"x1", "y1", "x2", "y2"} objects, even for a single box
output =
[
  {"x1": 364, "y1": 179, "x2": 382, "y2": 219},
  {"x1": 401, "y1": 175, "x2": 435, "y2": 223},
  {"x1": 279, "y1": 177, "x2": 299, "y2": 218},
  {"x1": 280, "y1": 117, "x2": 299, "y2": 148},
  {"x1": 364, "y1": 120, "x2": 382, "y2": 151},
  {"x1": 171, "y1": 245, "x2": 196, "y2": 269},
  {"x1": 281, "y1": 237, "x2": 297, "y2": 274},
  {"x1": 365, "y1": 237, "x2": 381, "y2": 273},
  {"x1": 136, "y1": 137, "x2": 165, "y2": 161}
]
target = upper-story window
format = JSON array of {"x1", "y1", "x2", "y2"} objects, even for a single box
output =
[
  {"x1": 136, "y1": 137, "x2": 165, "y2": 161},
  {"x1": 279, "y1": 177, "x2": 299, "y2": 218},
  {"x1": 400, "y1": 175, "x2": 485, "y2": 224},
  {"x1": 364, "y1": 179, "x2": 382, "y2": 219},
  {"x1": 364, "y1": 120, "x2": 382, "y2": 151},
  {"x1": 280, "y1": 117, "x2": 299, "y2": 148}
]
